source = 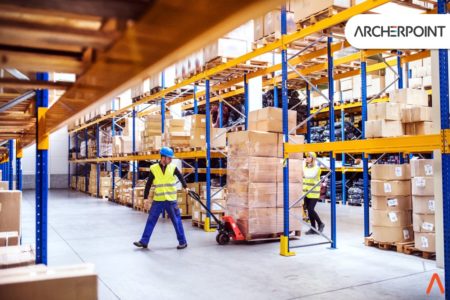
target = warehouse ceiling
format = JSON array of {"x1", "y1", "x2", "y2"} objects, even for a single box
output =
[{"x1": 0, "y1": 0, "x2": 282, "y2": 149}]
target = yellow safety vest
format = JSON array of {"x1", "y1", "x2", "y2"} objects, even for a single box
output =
[
  {"x1": 303, "y1": 164, "x2": 321, "y2": 199},
  {"x1": 150, "y1": 163, "x2": 177, "y2": 201}
]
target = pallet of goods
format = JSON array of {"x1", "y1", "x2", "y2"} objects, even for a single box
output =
[{"x1": 226, "y1": 107, "x2": 303, "y2": 240}]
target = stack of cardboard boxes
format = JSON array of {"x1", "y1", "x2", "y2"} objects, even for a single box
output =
[
  {"x1": 397, "y1": 89, "x2": 433, "y2": 135},
  {"x1": 226, "y1": 107, "x2": 302, "y2": 238},
  {"x1": 0, "y1": 191, "x2": 21, "y2": 247},
  {"x1": 140, "y1": 114, "x2": 168, "y2": 152},
  {"x1": 112, "y1": 117, "x2": 142, "y2": 155},
  {"x1": 0, "y1": 181, "x2": 8, "y2": 190},
  {"x1": 88, "y1": 167, "x2": 111, "y2": 197},
  {"x1": 77, "y1": 177, "x2": 86, "y2": 192},
  {"x1": 188, "y1": 115, "x2": 206, "y2": 148},
  {"x1": 370, "y1": 164, "x2": 413, "y2": 243},
  {"x1": 191, "y1": 182, "x2": 226, "y2": 224},
  {"x1": 365, "y1": 88, "x2": 431, "y2": 138},
  {"x1": 411, "y1": 159, "x2": 436, "y2": 253},
  {"x1": 167, "y1": 119, "x2": 190, "y2": 148}
]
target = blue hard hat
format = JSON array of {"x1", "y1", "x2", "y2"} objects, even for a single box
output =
[{"x1": 160, "y1": 147, "x2": 174, "y2": 158}]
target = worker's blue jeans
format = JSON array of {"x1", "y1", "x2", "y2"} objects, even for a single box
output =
[{"x1": 140, "y1": 200, "x2": 187, "y2": 246}]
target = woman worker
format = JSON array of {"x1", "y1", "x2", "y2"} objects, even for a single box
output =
[{"x1": 303, "y1": 152, "x2": 325, "y2": 235}]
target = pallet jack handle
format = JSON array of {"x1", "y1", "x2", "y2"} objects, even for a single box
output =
[{"x1": 187, "y1": 190, "x2": 223, "y2": 225}]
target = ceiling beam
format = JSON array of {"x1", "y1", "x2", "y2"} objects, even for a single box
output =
[
  {"x1": 0, "y1": 18, "x2": 119, "y2": 51},
  {"x1": 0, "y1": 78, "x2": 72, "y2": 90},
  {"x1": 0, "y1": 0, "x2": 155, "y2": 20},
  {"x1": 0, "y1": 49, "x2": 85, "y2": 74}
]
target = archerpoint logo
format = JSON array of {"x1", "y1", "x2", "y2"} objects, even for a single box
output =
[{"x1": 345, "y1": 15, "x2": 450, "y2": 49}]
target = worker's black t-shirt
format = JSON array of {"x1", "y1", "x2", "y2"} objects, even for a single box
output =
[{"x1": 143, "y1": 162, "x2": 187, "y2": 199}]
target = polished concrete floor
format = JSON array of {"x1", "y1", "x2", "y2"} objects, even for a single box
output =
[{"x1": 21, "y1": 190, "x2": 444, "y2": 300}]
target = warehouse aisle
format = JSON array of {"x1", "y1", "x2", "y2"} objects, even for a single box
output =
[{"x1": 20, "y1": 190, "x2": 443, "y2": 300}]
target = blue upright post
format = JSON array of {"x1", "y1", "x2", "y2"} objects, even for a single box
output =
[
  {"x1": 132, "y1": 107, "x2": 136, "y2": 206},
  {"x1": 327, "y1": 37, "x2": 337, "y2": 249},
  {"x1": 193, "y1": 83, "x2": 198, "y2": 182},
  {"x1": 68, "y1": 134, "x2": 71, "y2": 188},
  {"x1": 273, "y1": 51, "x2": 279, "y2": 108},
  {"x1": 279, "y1": 6, "x2": 293, "y2": 256},
  {"x1": 161, "y1": 72, "x2": 165, "y2": 136},
  {"x1": 438, "y1": 0, "x2": 450, "y2": 295},
  {"x1": 84, "y1": 128, "x2": 88, "y2": 193},
  {"x1": 204, "y1": 79, "x2": 214, "y2": 232},
  {"x1": 306, "y1": 85, "x2": 311, "y2": 143},
  {"x1": 96, "y1": 123, "x2": 100, "y2": 198},
  {"x1": 8, "y1": 140, "x2": 14, "y2": 190},
  {"x1": 397, "y1": 51, "x2": 403, "y2": 89},
  {"x1": 361, "y1": 60, "x2": 370, "y2": 237},
  {"x1": 35, "y1": 72, "x2": 49, "y2": 264},
  {"x1": 219, "y1": 99, "x2": 223, "y2": 186},
  {"x1": 341, "y1": 90, "x2": 346, "y2": 205},
  {"x1": 75, "y1": 132, "x2": 78, "y2": 189},
  {"x1": 112, "y1": 100, "x2": 116, "y2": 199},
  {"x1": 16, "y1": 143, "x2": 22, "y2": 191},
  {"x1": 244, "y1": 74, "x2": 249, "y2": 130}
]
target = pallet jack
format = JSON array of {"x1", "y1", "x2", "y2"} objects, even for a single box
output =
[{"x1": 188, "y1": 190, "x2": 244, "y2": 245}]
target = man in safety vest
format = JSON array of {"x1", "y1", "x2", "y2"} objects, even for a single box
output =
[
  {"x1": 134, "y1": 147, "x2": 189, "y2": 249},
  {"x1": 303, "y1": 152, "x2": 325, "y2": 235}
]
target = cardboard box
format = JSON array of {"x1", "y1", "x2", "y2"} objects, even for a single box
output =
[
  {"x1": 227, "y1": 182, "x2": 277, "y2": 208},
  {"x1": 190, "y1": 127, "x2": 206, "y2": 147},
  {"x1": 405, "y1": 122, "x2": 434, "y2": 135},
  {"x1": 412, "y1": 196, "x2": 435, "y2": 214},
  {"x1": 365, "y1": 120, "x2": 404, "y2": 138},
  {"x1": 276, "y1": 159, "x2": 303, "y2": 183},
  {"x1": 413, "y1": 213, "x2": 435, "y2": 232},
  {"x1": 188, "y1": 114, "x2": 206, "y2": 128},
  {"x1": 211, "y1": 128, "x2": 227, "y2": 148},
  {"x1": 401, "y1": 106, "x2": 432, "y2": 123},
  {"x1": 263, "y1": 10, "x2": 296, "y2": 36},
  {"x1": 276, "y1": 182, "x2": 303, "y2": 208},
  {"x1": 0, "y1": 182, "x2": 8, "y2": 190},
  {"x1": 0, "y1": 191, "x2": 21, "y2": 234},
  {"x1": 371, "y1": 164, "x2": 411, "y2": 181},
  {"x1": 278, "y1": 134, "x2": 304, "y2": 159},
  {"x1": 371, "y1": 195, "x2": 412, "y2": 211},
  {"x1": 411, "y1": 177, "x2": 434, "y2": 196},
  {"x1": 0, "y1": 231, "x2": 19, "y2": 247},
  {"x1": 371, "y1": 209, "x2": 412, "y2": 227},
  {"x1": 227, "y1": 131, "x2": 278, "y2": 157},
  {"x1": 410, "y1": 159, "x2": 434, "y2": 177},
  {"x1": 254, "y1": 16, "x2": 264, "y2": 41},
  {"x1": 371, "y1": 225, "x2": 413, "y2": 243},
  {"x1": 370, "y1": 180, "x2": 411, "y2": 196},
  {"x1": 368, "y1": 102, "x2": 404, "y2": 121},
  {"x1": 414, "y1": 232, "x2": 435, "y2": 252},
  {"x1": 227, "y1": 156, "x2": 279, "y2": 183},
  {"x1": 389, "y1": 88, "x2": 429, "y2": 107},
  {"x1": 291, "y1": 0, "x2": 350, "y2": 22},
  {"x1": 248, "y1": 107, "x2": 297, "y2": 134},
  {"x1": 0, "y1": 245, "x2": 35, "y2": 269},
  {"x1": 0, "y1": 263, "x2": 97, "y2": 300}
]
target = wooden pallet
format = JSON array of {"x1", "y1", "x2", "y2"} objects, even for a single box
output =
[
  {"x1": 229, "y1": 124, "x2": 245, "y2": 132},
  {"x1": 364, "y1": 237, "x2": 414, "y2": 253},
  {"x1": 297, "y1": 6, "x2": 346, "y2": 29},
  {"x1": 403, "y1": 244, "x2": 436, "y2": 260}
]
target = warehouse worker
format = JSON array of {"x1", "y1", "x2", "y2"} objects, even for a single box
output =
[
  {"x1": 134, "y1": 147, "x2": 189, "y2": 250},
  {"x1": 303, "y1": 152, "x2": 325, "y2": 235}
]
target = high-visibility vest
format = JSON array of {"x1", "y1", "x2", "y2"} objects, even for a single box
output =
[
  {"x1": 303, "y1": 164, "x2": 321, "y2": 199},
  {"x1": 150, "y1": 163, "x2": 177, "y2": 201}
]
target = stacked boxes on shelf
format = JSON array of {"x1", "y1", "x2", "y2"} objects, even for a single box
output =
[
  {"x1": 0, "y1": 191, "x2": 21, "y2": 247},
  {"x1": 77, "y1": 176, "x2": 86, "y2": 192},
  {"x1": 397, "y1": 89, "x2": 433, "y2": 135},
  {"x1": 191, "y1": 182, "x2": 225, "y2": 224},
  {"x1": 167, "y1": 119, "x2": 190, "y2": 148},
  {"x1": 226, "y1": 107, "x2": 302, "y2": 238},
  {"x1": 188, "y1": 114, "x2": 206, "y2": 148},
  {"x1": 366, "y1": 102, "x2": 404, "y2": 138},
  {"x1": 411, "y1": 159, "x2": 436, "y2": 253},
  {"x1": 370, "y1": 164, "x2": 413, "y2": 243},
  {"x1": 112, "y1": 117, "x2": 142, "y2": 155},
  {"x1": 88, "y1": 166, "x2": 111, "y2": 197},
  {"x1": 140, "y1": 114, "x2": 169, "y2": 152},
  {"x1": 70, "y1": 176, "x2": 77, "y2": 189}
]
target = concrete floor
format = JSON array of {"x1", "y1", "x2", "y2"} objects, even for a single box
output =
[{"x1": 20, "y1": 190, "x2": 444, "y2": 300}]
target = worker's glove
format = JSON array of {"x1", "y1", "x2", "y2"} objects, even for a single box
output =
[{"x1": 184, "y1": 187, "x2": 190, "y2": 193}]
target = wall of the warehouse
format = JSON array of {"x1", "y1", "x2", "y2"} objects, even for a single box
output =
[{"x1": 21, "y1": 126, "x2": 68, "y2": 189}]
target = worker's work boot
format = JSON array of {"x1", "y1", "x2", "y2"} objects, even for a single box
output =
[
  {"x1": 318, "y1": 223, "x2": 325, "y2": 233},
  {"x1": 305, "y1": 229, "x2": 317, "y2": 235},
  {"x1": 133, "y1": 241, "x2": 148, "y2": 249},
  {"x1": 177, "y1": 243, "x2": 188, "y2": 250}
]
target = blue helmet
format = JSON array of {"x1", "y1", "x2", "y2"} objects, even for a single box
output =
[{"x1": 160, "y1": 147, "x2": 174, "y2": 158}]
